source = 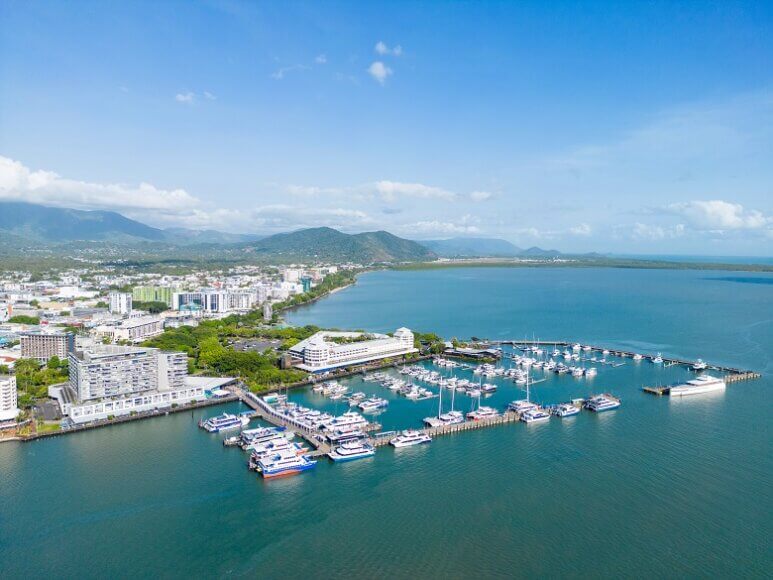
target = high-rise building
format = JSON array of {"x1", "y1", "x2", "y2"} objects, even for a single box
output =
[
  {"x1": 132, "y1": 286, "x2": 175, "y2": 307},
  {"x1": 109, "y1": 292, "x2": 133, "y2": 315},
  {"x1": 172, "y1": 290, "x2": 257, "y2": 313},
  {"x1": 0, "y1": 375, "x2": 19, "y2": 423},
  {"x1": 20, "y1": 330, "x2": 75, "y2": 363},
  {"x1": 263, "y1": 302, "x2": 273, "y2": 322}
]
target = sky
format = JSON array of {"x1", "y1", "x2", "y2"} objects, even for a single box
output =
[{"x1": 0, "y1": 0, "x2": 772, "y2": 255}]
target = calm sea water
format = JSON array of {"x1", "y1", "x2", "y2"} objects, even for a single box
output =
[{"x1": 1, "y1": 267, "x2": 771, "y2": 578}]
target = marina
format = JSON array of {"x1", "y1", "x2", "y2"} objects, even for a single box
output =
[{"x1": 215, "y1": 339, "x2": 760, "y2": 475}]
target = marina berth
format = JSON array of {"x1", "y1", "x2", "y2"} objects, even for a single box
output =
[
  {"x1": 328, "y1": 440, "x2": 376, "y2": 462},
  {"x1": 669, "y1": 375, "x2": 726, "y2": 396},
  {"x1": 390, "y1": 430, "x2": 432, "y2": 448},
  {"x1": 584, "y1": 394, "x2": 621, "y2": 412}
]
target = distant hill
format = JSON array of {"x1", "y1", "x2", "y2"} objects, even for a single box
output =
[
  {"x1": 245, "y1": 227, "x2": 436, "y2": 263},
  {"x1": 520, "y1": 246, "x2": 562, "y2": 258},
  {"x1": 420, "y1": 237, "x2": 522, "y2": 257},
  {"x1": 0, "y1": 201, "x2": 166, "y2": 243}
]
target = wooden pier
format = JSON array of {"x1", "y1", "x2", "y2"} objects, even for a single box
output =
[{"x1": 371, "y1": 412, "x2": 521, "y2": 447}]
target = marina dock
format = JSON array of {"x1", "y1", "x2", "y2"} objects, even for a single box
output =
[{"x1": 371, "y1": 412, "x2": 521, "y2": 447}]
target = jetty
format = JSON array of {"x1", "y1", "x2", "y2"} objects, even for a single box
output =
[{"x1": 371, "y1": 412, "x2": 523, "y2": 447}]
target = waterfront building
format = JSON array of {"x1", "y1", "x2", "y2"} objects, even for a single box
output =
[
  {"x1": 108, "y1": 292, "x2": 133, "y2": 315},
  {"x1": 289, "y1": 327, "x2": 417, "y2": 372},
  {"x1": 0, "y1": 375, "x2": 19, "y2": 423},
  {"x1": 20, "y1": 329, "x2": 75, "y2": 363}
]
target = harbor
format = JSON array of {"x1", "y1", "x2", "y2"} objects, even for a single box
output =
[{"x1": 211, "y1": 339, "x2": 760, "y2": 478}]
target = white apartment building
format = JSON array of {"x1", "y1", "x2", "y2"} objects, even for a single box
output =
[
  {"x1": 172, "y1": 290, "x2": 257, "y2": 314},
  {"x1": 20, "y1": 330, "x2": 75, "y2": 362},
  {"x1": 68, "y1": 345, "x2": 187, "y2": 400},
  {"x1": 93, "y1": 316, "x2": 164, "y2": 343},
  {"x1": 0, "y1": 375, "x2": 19, "y2": 422},
  {"x1": 109, "y1": 292, "x2": 133, "y2": 315},
  {"x1": 289, "y1": 327, "x2": 417, "y2": 372}
]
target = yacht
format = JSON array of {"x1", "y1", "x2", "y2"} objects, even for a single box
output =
[
  {"x1": 507, "y1": 399, "x2": 537, "y2": 413},
  {"x1": 585, "y1": 367, "x2": 598, "y2": 377},
  {"x1": 320, "y1": 412, "x2": 368, "y2": 432},
  {"x1": 328, "y1": 440, "x2": 376, "y2": 462},
  {"x1": 256, "y1": 449, "x2": 317, "y2": 479},
  {"x1": 652, "y1": 353, "x2": 664, "y2": 364},
  {"x1": 199, "y1": 413, "x2": 248, "y2": 433},
  {"x1": 466, "y1": 406, "x2": 499, "y2": 421},
  {"x1": 584, "y1": 394, "x2": 621, "y2": 412},
  {"x1": 520, "y1": 408, "x2": 551, "y2": 423},
  {"x1": 481, "y1": 383, "x2": 498, "y2": 394},
  {"x1": 552, "y1": 403, "x2": 580, "y2": 417},
  {"x1": 632, "y1": 353, "x2": 643, "y2": 361},
  {"x1": 390, "y1": 430, "x2": 432, "y2": 448},
  {"x1": 358, "y1": 397, "x2": 388, "y2": 412},
  {"x1": 692, "y1": 359, "x2": 708, "y2": 371},
  {"x1": 669, "y1": 375, "x2": 726, "y2": 397}
]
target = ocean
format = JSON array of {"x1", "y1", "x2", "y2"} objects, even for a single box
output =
[{"x1": 1, "y1": 267, "x2": 771, "y2": 578}]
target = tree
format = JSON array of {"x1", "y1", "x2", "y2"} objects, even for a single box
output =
[{"x1": 8, "y1": 315, "x2": 40, "y2": 325}]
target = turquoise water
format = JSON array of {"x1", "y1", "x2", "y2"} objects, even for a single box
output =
[{"x1": 2, "y1": 267, "x2": 771, "y2": 578}]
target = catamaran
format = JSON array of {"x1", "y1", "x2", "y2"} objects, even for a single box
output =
[
  {"x1": 328, "y1": 440, "x2": 376, "y2": 462},
  {"x1": 255, "y1": 449, "x2": 317, "y2": 479},
  {"x1": 390, "y1": 430, "x2": 432, "y2": 448},
  {"x1": 199, "y1": 413, "x2": 249, "y2": 433},
  {"x1": 552, "y1": 403, "x2": 580, "y2": 417},
  {"x1": 584, "y1": 394, "x2": 621, "y2": 412}
]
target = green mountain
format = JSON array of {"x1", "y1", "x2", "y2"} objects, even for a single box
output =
[
  {"x1": 419, "y1": 237, "x2": 523, "y2": 257},
  {"x1": 0, "y1": 201, "x2": 166, "y2": 243},
  {"x1": 245, "y1": 227, "x2": 436, "y2": 263}
]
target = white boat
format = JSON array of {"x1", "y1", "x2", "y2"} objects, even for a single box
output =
[
  {"x1": 585, "y1": 367, "x2": 598, "y2": 377},
  {"x1": 520, "y1": 408, "x2": 550, "y2": 423},
  {"x1": 328, "y1": 440, "x2": 376, "y2": 462},
  {"x1": 633, "y1": 354, "x2": 643, "y2": 361},
  {"x1": 652, "y1": 353, "x2": 664, "y2": 364},
  {"x1": 508, "y1": 399, "x2": 537, "y2": 413},
  {"x1": 669, "y1": 375, "x2": 726, "y2": 397},
  {"x1": 692, "y1": 359, "x2": 708, "y2": 371},
  {"x1": 552, "y1": 403, "x2": 580, "y2": 417},
  {"x1": 466, "y1": 406, "x2": 498, "y2": 421},
  {"x1": 584, "y1": 394, "x2": 621, "y2": 412},
  {"x1": 256, "y1": 449, "x2": 317, "y2": 478},
  {"x1": 358, "y1": 397, "x2": 388, "y2": 412},
  {"x1": 199, "y1": 413, "x2": 249, "y2": 433},
  {"x1": 390, "y1": 430, "x2": 432, "y2": 448}
]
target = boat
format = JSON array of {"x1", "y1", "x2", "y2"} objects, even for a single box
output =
[
  {"x1": 328, "y1": 440, "x2": 376, "y2": 462},
  {"x1": 507, "y1": 399, "x2": 537, "y2": 413},
  {"x1": 584, "y1": 394, "x2": 621, "y2": 412},
  {"x1": 552, "y1": 403, "x2": 580, "y2": 417},
  {"x1": 466, "y1": 406, "x2": 498, "y2": 421},
  {"x1": 520, "y1": 408, "x2": 550, "y2": 423},
  {"x1": 633, "y1": 353, "x2": 643, "y2": 361},
  {"x1": 652, "y1": 353, "x2": 664, "y2": 364},
  {"x1": 255, "y1": 449, "x2": 317, "y2": 479},
  {"x1": 692, "y1": 359, "x2": 708, "y2": 371},
  {"x1": 585, "y1": 367, "x2": 598, "y2": 377},
  {"x1": 358, "y1": 397, "x2": 388, "y2": 412},
  {"x1": 199, "y1": 413, "x2": 248, "y2": 433},
  {"x1": 390, "y1": 430, "x2": 432, "y2": 448},
  {"x1": 669, "y1": 375, "x2": 726, "y2": 397}
]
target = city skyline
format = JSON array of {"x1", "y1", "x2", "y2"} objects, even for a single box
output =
[{"x1": 1, "y1": 1, "x2": 772, "y2": 255}]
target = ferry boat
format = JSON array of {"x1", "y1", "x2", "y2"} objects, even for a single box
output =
[
  {"x1": 328, "y1": 440, "x2": 376, "y2": 462},
  {"x1": 199, "y1": 413, "x2": 249, "y2": 433},
  {"x1": 691, "y1": 359, "x2": 708, "y2": 371},
  {"x1": 390, "y1": 430, "x2": 432, "y2": 448},
  {"x1": 320, "y1": 411, "x2": 368, "y2": 432},
  {"x1": 326, "y1": 429, "x2": 367, "y2": 444},
  {"x1": 584, "y1": 394, "x2": 621, "y2": 412},
  {"x1": 520, "y1": 408, "x2": 551, "y2": 423},
  {"x1": 552, "y1": 403, "x2": 580, "y2": 418},
  {"x1": 669, "y1": 375, "x2": 726, "y2": 397},
  {"x1": 466, "y1": 406, "x2": 499, "y2": 421},
  {"x1": 256, "y1": 449, "x2": 317, "y2": 479}
]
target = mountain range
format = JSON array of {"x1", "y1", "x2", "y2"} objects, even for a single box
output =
[{"x1": 0, "y1": 201, "x2": 562, "y2": 262}]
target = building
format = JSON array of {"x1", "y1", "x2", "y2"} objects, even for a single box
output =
[
  {"x1": 0, "y1": 375, "x2": 19, "y2": 423},
  {"x1": 289, "y1": 327, "x2": 417, "y2": 372},
  {"x1": 132, "y1": 286, "x2": 175, "y2": 307},
  {"x1": 20, "y1": 330, "x2": 75, "y2": 363},
  {"x1": 108, "y1": 292, "x2": 133, "y2": 315},
  {"x1": 173, "y1": 290, "x2": 257, "y2": 314},
  {"x1": 263, "y1": 302, "x2": 273, "y2": 321},
  {"x1": 59, "y1": 345, "x2": 229, "y2": 424},
  {"x1": 94, "y1": 316, "x2": 165, "y2": 343}
]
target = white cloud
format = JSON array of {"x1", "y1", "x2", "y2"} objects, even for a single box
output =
[
  {"x1": 569, "y1": 223, "x2": 592, "y2": 236},
  {"x1": 367, "y1": 61, "x2": 392, "y2": 85},
  {"x1": 175, "y1": 92, "x2": 195, "y2": 104},
  {"x1": 271, "y1": 64, "x2": 310, "y2": 80},
  {"x1": 0, "y1": 156, "x2": 200, "y2": 213},
  {"x1": 375, "y1": 41, "x2": 402, "y2": 56},
  {"x1": 315, "y1": 54, "x2": 327, "y2": 64},
  {"x1": 203, "y1": 91, "x2": 217, "y2": 100},
  {"x1": 668, "y1": 200, "x2": 770, "y2": 231},
  {"x1": 469, "y1": 190, "x2": 493, "y2": 202},
  {"x1": 373, "y1": 180, "x2": 454, "y2": 201},
  {"x1": 631, "y1": 222, "x2": 685, "y2": 241}
]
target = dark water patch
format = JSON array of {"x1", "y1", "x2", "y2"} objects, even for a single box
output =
[{"x1": 704, "y1": 276, "x2": 773, "y2": 285}]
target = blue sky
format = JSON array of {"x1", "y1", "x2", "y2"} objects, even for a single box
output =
[{"x1": 0, "y1": 0, "x2": 771, "y2": 254}]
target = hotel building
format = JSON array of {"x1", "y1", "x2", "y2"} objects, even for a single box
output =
[
  {"x1": 0, "y1": 375, "x2": 19, "y2": 423},
  {"x1": 289, "y1": 327, "x2": 417, "y2": 372},
  {"x1": 20, "y1": 330, "x2": 75, "y2": 363}
]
